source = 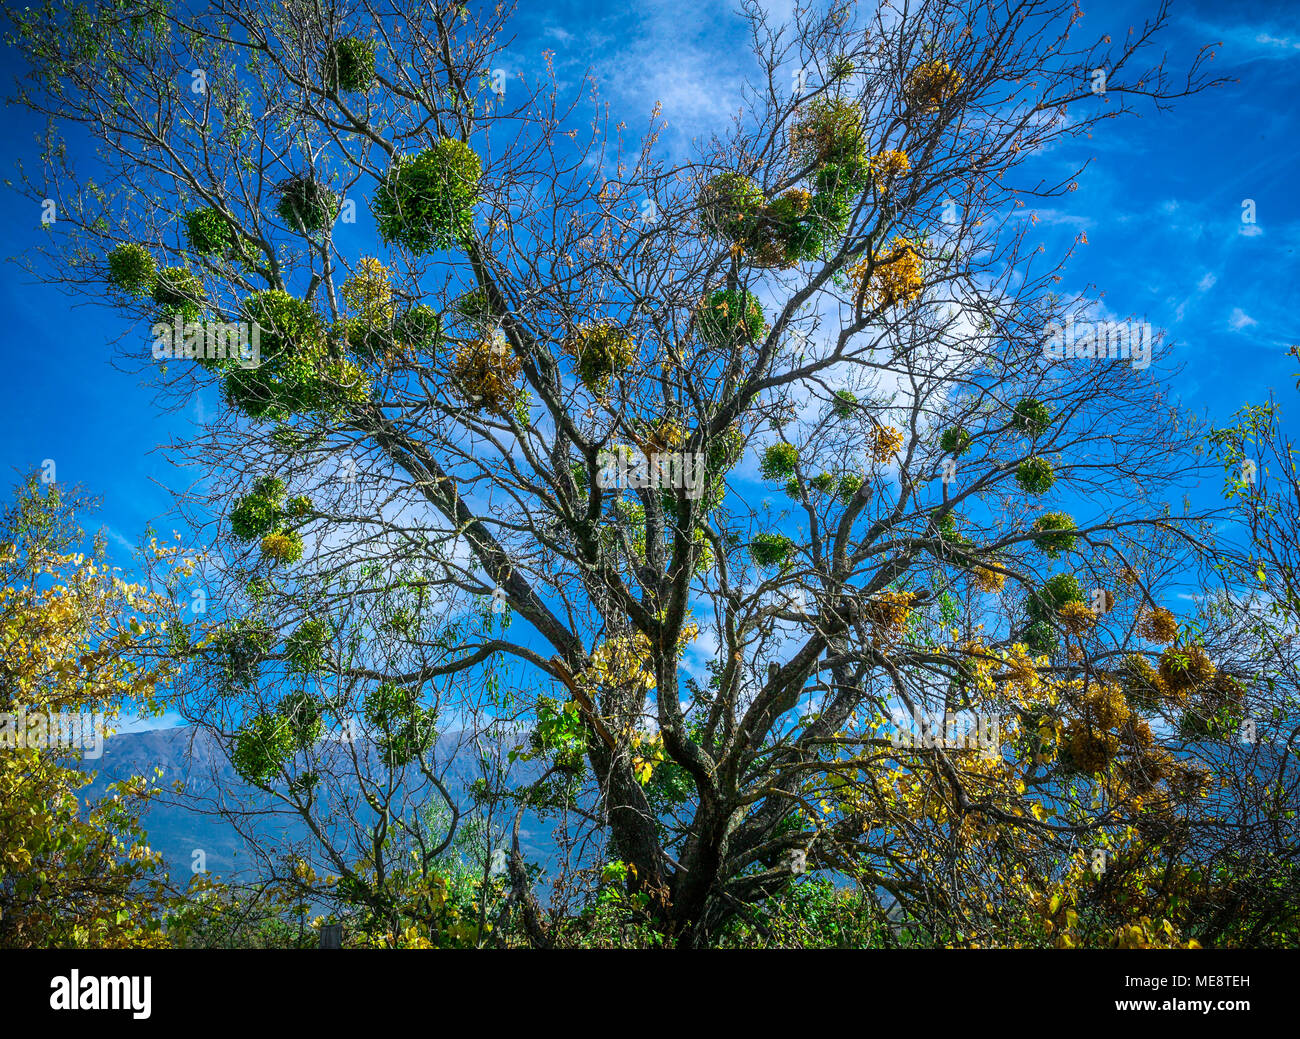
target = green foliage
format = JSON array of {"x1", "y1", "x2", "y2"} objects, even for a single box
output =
[
  {"x1": 278, "y1": 690, "x2": 324, "y2": 749},
  {"x1": 751, "y1": 531, "x2": 795, "y2": 569},
  {"x1": 285, "y1": 619, "x2": 329, "y2": 674},
  {"x1": 832, "y1": 390, "x2": 858, "y2": 419},
  {"x1": 1026, "y1": 573, "x2": 1084, "y2": 624},
  {"x1": 229, "y1": 477, "x2": 287, "y2": 542},
  {"x1": 152, "y1": 265, "x2": 204, "y2": 321},
  {"x1": 260, "y1": 530, "x2": 304, "y2": 565},
  {"x1": 106, "y1": 243, "x2": 156, "y2": 296},
  {"x1": 394, "y1": 304, "x2": 443, "y2": 353},
  {"x1": 705, "y1": 423, "x2": 745, "y2": 475},
  {"x1": 526, "y1": 696, "x2": 588, "y2": 772},
  {"x1": 1016, "y1": 456, "x2": 1056, "y2": 494},
  {"x1": 939, "y1": 426, "x2": 971, "y2": 456},
  {"x1": 1023, "y1": 620, "x2": 1059, "y2": 656},
  {"x1": 837, "y1": 473, "x2": 864, "y2": 503},
  {"x1": 697, "y1": 173, "x2": 765, "y2": 241},
  {"x1": 374, "y1": 139, "x2": 482, "y2": 254},
  {"x1": 1031, "y1": 511, "x2": 1077, "y2": 557},
  {"x1": 183, "y1": 207, "x2": 232, "y2": 256},
  {"x1": 231, "y1": 713, "x2": 296, "y2": 784},
  {"x1": 363, "y1": 683, "x2": 437, "y2": 768},
  {"x1": 760, "y1": 442, "x2": 799, "y2": 480},
  {"x1": 810, "y1": 471, "x2": 836, "y2": 494},
  {"x1": 275, "y1": 174, "x2": 340, "y2": 236},
  {"x1": 790, "y1": 97, "x2": 866, "y2": 167},
  {"x1": 565, "y1": 323, "x2": 635, "y2": 393},
  {"x1": 324, "y1": 36, "x2": 376, "y2": 93},
  {"x1": 696, "y1": 289, "x2": 764, "y2": 349},
  {"x1": 1013, "y1": 398, "x2": 1052, "y2": 435}
]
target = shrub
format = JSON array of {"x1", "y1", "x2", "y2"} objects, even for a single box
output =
[
  {"x1": 751, "y1": 532, "x2": 795, "y2": 569},
  {"x1": 939, "y1": 426, "x2": 971, "y2": 456},
  {"x1": 1031, "y1": 511, "x2": 1077, "y2": 556},
  {"x1": 697, "y1": 173, "x2": 765, "y2": 242},
  {"x1": 107, "y1": 243, "x2": 156, "y2": 295},
  {"x1": 1016, "y1": 456, "x2": 1055, "y2": 494},
  {"x1": 696, "y1": 289, "x2": 764, "y2": 349},
  {"x1": 1013, "y1": 398, "x2": 1052, "y2": 435},
  {"x1": 183, "y1": 207, "x2": 232, "y2": 256},
  {"x1": 323, "y1": 37, "x2": 376, "y2": 93},
  {"x1": 810, "y1": 471, "x2": 836, "y2": 494},
  {"x1": 152, "y1": 266, "x2": 205, "y2": 321},
  {"x1": 790, "y1": 98, "x2": 865, "y2": 167},
  {"x1": 374, "y1": 139, "x2": 482, "y2": 254},
  {"x1": 564, "y1": 323, "x2": 635, "y2": 393},
  {"x1": 275, "y1": 174, "x2": 340, "y2": 236},
  {"x1": 1027, "y1": 573, "x2": 1084, "y2": 624},
  {"x1": 760, "y1": 443, "x2": 799, "y2": 480}
]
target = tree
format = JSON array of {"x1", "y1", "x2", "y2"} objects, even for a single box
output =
[
  {"x1": 0, "y1": 475, "x2": 178, "y2": 947},
  {"x1": 5, "y1": 0, "x2": 1247, "y2": 946}
]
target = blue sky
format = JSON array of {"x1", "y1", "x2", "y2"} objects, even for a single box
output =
[{"x1": 0, "y1": 0, "x2": 1296, "y2": 726}]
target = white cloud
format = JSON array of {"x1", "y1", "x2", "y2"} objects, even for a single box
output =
[
  {"x1": 1229, "y1": 307, "x2": 1257, "y2": 330},
  {"x1": 1196, "y1": 272, "x2": 1216, "y2": 292}
]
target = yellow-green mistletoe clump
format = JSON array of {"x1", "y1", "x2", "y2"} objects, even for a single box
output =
[{"x1": 374, "y1": 138, "x2": 482, "y2": 254}]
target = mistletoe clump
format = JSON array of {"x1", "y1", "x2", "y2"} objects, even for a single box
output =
[
  {"x1": 760, "y1": 442, "x2": 799, "y2": 480},
  {"x1": 374, "y1": 138, "x2": 482, "y2": 254},
  {"x1": 1016, "y1": 456, "x2": 1056, "y2": 494},
  {"x1": 750, "y1": 531, "x2": 795, "y2": 569},
  {"x1": 260, "y1": 530, "x2": 304, "y2": 565},
  {"x1": 106, "y1": 243, "x2": 156, "y2": 296},
  {"x1": 563, "y1": 322, "x2": 635, "y2": 393},
  {"x1": 278, "y1": 690, "x2": 325, "y2": 748},
  {"x1": 1013, "y1": 397, "x2": 1053, "y2": 435},
  {"x1": 790, "y1": 97, "x2": 866, "y2": 169},
  {"x1": 871, "y1": 425, "x2": 904, "y2": 463},
  {"x1": 450, "y1": 333, "x2": 523, "y2": 415},
  {"x1": 1023, "y1": 620, "x2": 1059, "y2": 656},
  {"x1": 1031, "y1": 512, "x2": 1078, "y2": 557},
  {"x1": 1027, "y1": 573, "x2": 1085, "y2": 625},
  {"x1": 696, "y1": 290, "x2": 764, "y2": 349},
  {"x1": 152, "y1": 265, "x2": 205, "y2": 322},
  {"x1": 230, "y1": 476, "x2": 289, "y2": 541},
  {"x1": 274, "y1": 174, "x2": 341, "y2": 236},
  {"x1": 697, "y1": 172, "x2": 765, "y2": 243},
  {"x1": 1138, "y1": 607, "x2": 1179, "y2": 644},
  {"x1": 225, "y1": 290, "x2": 371, "y2": 420},
  {"x1": 905, "y1": 58, "x2": 965, "y2": 113},
  {"x1": 393, "y1": 305, "x2": 443, "y2": 355},
  {"x1": 832, "y1": 391, "x2": 859, "y2": 419},
  {"x1": 364, "y1": 682, "x2": 438, "y2": 769},
  {"x1": 1158, "y1": 643, "x2": 1216, "y2": 700},
  {"x1": 323, "y1": 36, "x2": 376, "y2": 93},
  {"x1": 705, "y1": 422, "x2": 745, "y2": 476},
  {"x1": 939, "y1": 426, "x2": 971, "y2": 455},
  {"x1": 837, "y1": 473, "x2": 863, "y2": 503},
  {"x1": 183, "y1": 206, "x2": 233, "y2": 256},
  {"x1": 867, "y1": 149, "x2": 911, "y2": 194},
  {"x1": 285, "y1": 619, "x2": 330, "y2": 673},
  {"x1": 231, "y1": 713, "x2": 296, "y2": 784},
  {"x1": 849, "y1": 237, "x2": 924, "y2": 310}
]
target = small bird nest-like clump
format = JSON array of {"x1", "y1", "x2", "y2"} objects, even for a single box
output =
[
  {"x1": 1158, "y1": 643, "x2": 1216, "y2": 701},
  {"x1": 865, "y1": 590, "x2": 915, "y2": 639},
  {"x1": 1138, "y1": 607, "x2": 1179, "y2": 644},
  {"x1": 904, "y1": 59, "x2": 964, "y2": 113}
]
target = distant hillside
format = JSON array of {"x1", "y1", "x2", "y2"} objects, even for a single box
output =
[{"x1": 78, "y1": 726, "x2": 564, "y2": 885}]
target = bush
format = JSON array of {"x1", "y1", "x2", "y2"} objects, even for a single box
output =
[
  {"x1": 696, "y1": 289, "x2": 765, "y2": 349},
  {"x1": 374, "y1": 139, "x2": 482, "y2": 254},
  {"x1": 760, "y1": 442, "x2": 799, "y2": 480},
  {"x1": 231, "y1": 714, "x2": 295, "y2": 784},
  {"x1": 1026, "y1": 573, "x2": 1084, "y2": 624},
  {"x1": 260, "y1": 530, "x2": 304, "y2": 564},
  {"x1": 324, "y1": 37, "x2": 376, "y2": 93},
  {"x1": 705, "y1": 423, "x2": 745, "y2": 475},
  {"x1": 751, "y1": 532, "x2": 795, "y2": 569},
  {"x1": 275, "y1": 174, "x2": 341, "y2": 236},
  {"x1": 229, "y1": 476, "x2": 287, "y2": 542},
  {"x1": 107, "y1": 243, "x2": 156, "y2": 296},
  {"x1": 1016, "y1": 456, "x2": 1055, "y2": 494},
  {"x1": 1013, "y1": 398, "x2": 1052, "y2": 435},
  {"x1": 564, "y1": 323, "x2": 635, "y2": 393},
  {"x1": 1031, "y1": 511, "x2": 1077, "y2": 556},
  {"x1": 183, "y1": 207, "x2": 232, "y2": 256},
  {"x1": 152, "y1": 266, "x2": 205, "y2": 321}
]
